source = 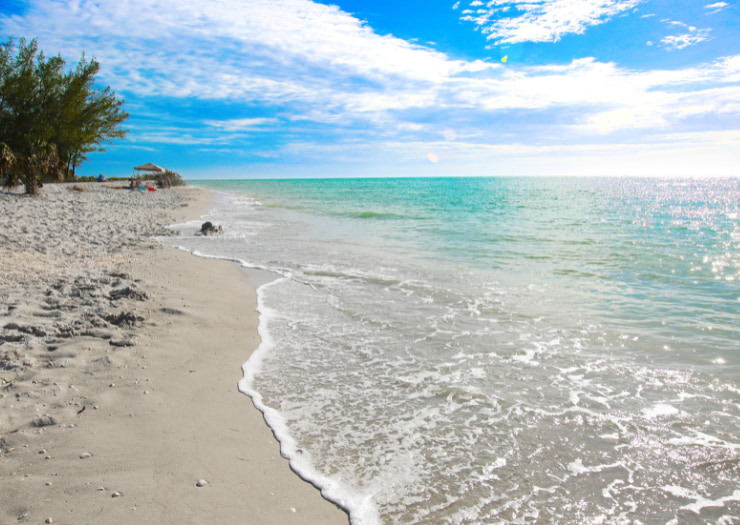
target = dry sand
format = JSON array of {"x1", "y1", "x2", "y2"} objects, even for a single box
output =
[{"x1": 0, "y1": 182, "x2": 349, "y2": 525}]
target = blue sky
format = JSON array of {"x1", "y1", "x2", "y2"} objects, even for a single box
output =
[{"x1": 1, "y1": 0, "x2": 739, "y2": 178}]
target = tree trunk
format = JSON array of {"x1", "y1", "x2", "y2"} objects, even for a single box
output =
[{"x1": 23, "y1": 174, "x2": 42, "y2": 195}]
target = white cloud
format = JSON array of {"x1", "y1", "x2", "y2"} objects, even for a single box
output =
[
  {"x1": 579, "y1": 107, "x2": 667, "y2": 133},
  {"x1": 571, "y1": 59, "x2": 740, "y2": 134},
  {"x1": 204, "y1": 118, "x2": 279, "y2": 131},
  {"x1": 1, "y1": 0, "x2": 464, "y2": 101},
  {"x1": 705, "y1": 2, "x2": 729, "y2": 13},
  {"x1": 714, "y1": 55, "x2": 740, "y2": 82},
  {"x1": 660, "y1": 20, "x2": 711, "y2": 50},
  {"x1": 661, "y1": 31, "x2": 710, "y2": 50},
  {"x1": 1, "y1": 0, "x2": 737, "y2": 165},
  {"x1": 131, "y1": 129, "x2": 239, "y2": 146},
  {"x1": 398, "y1": 123, "x2": 424, "y2": 132},
  {"x1": 269, "y1": 129, "x2": 740, "y2": 177},
  {"x1": 458, "y1": 0, "x2": 644, "y2": 44}
]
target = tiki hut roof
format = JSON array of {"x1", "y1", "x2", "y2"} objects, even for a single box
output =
[{"x1": 133, "y1": 162, "x2": 165, "y2": 173}]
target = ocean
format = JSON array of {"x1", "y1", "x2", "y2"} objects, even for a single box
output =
[{"x1": 160, "y1": 177, "x2": 740, "y2": 525}]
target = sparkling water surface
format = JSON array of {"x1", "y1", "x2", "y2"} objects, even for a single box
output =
[{"x1": 161, "y1": 177, "x2": 740, "y2": 525}]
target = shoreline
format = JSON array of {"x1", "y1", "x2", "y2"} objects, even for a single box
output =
[{"x1": 0, "y1": 183, "x2": 349, "y2": 524}]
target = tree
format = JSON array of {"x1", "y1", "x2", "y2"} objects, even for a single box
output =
[
  {"x1": 0, "y1": 38, "x2": 64, "y2": 193},
  {"x1": 0, "y1": 37, "x2": 128, "y2": 194},
  {"x1": 51, "y1": 54, "x2": 129, "y2": 180}
]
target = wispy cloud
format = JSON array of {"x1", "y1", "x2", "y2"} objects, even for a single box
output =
[
  {"x1": 204, "y1": 118, "x2": 279, "y2": 131},
  {"x1": 660, "y1": 20, "x2": 711, "y2": 50},
  {"x1": 705, "y1": 1, "x2": 729, "y2": 13},
  {"x1": 1, "y1": 0, "x2": 469, "y2": 99},
  {"x1": 1, "y1": 0, "x2": 738, "y2": 172},
  {"x1": 456, "y1": 0, "x2": 644, "y2": 44},
  {"x1": 661, "y1": 31, "x2": 710, "y2": 50}
]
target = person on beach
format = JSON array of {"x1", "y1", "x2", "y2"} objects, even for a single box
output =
[{"x1": 129, "y1": 176, "x2": 146, "y2": 191}]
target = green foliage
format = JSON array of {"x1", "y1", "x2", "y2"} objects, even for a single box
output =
[
  {"x1": 155, "y1": 169, "x2": 185, "y2": 188},
  {"x1": 0, "y1": 37, "x2": 128, "y2": 194},
  {"x1": 131, "y1": 170, "x2": 186, "y2": 188}
]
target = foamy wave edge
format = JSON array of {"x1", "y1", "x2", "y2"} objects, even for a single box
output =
[{"x1": 164, "y1": 244, "x2": 377, "y2": 525}]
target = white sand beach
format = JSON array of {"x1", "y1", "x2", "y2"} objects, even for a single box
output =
[{"x1": 0, "y1": 182, "x2": 348, "y2": 524}]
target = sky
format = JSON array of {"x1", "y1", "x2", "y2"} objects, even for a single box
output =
[{"x1": 1, "y1": 0, "x2": 739, "y2": 179}]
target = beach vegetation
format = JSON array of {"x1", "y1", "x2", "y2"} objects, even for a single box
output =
[
  {"x1": 0, "y1": 37, "x2": 128, "y2": 195},
  {"x1": 155, "y1": 169, "x2": 186, "y2": 188}
]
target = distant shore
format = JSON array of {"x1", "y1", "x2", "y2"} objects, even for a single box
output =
[{"x1": 0, "y1": 182, "x2": 348, "y2": 524}]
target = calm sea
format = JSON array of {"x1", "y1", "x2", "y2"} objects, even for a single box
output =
[{"x1": 161, "y1": 177, "x2": 740, "y2": 525}]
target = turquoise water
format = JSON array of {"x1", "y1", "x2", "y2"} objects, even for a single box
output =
[{"x1": 163, "y1": 177, "x2": 740, "y2": 524}]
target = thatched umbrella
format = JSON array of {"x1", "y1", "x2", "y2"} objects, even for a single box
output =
[
  {"x1": 133, "y1": 162, "x2": 165, "y2": 175},
  {"x1": 130, "y1": 162, "x2": 166, "y2": 190}
]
